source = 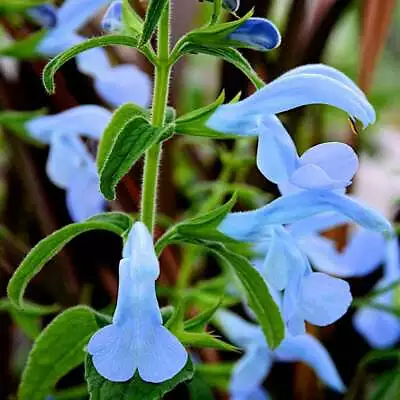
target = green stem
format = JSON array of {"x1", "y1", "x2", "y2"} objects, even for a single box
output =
[{"x1": 140, "y1": 4, "x2": 171, "y2": 235}]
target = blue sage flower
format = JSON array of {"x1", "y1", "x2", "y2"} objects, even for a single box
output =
[
  {"x1": 207, "y1": 64, "x2": 375, "y2": 135},
  {"x1": 217, "y1": 310, "x2": 345, "y2": 398},
  {"x1": 229, "y1": 17, "x2": 281, "y2": 51},
  {"x1": 34, "y1": 0, "x2": 152, "y2": 108},
  {"x1": 353, "y1": 238, "x2": 400, "y2": 348},
  {"x1": 26, "y1": 106, "x2": 111, "y2": 221},
  {"x1": 102, "y1": 0, "x2": 123, "y2": 33},
  {"x1": 26, "y1": 5, "x2": 58, "y2": 28},
  {"x1": 87, "y1": 222, "x2": 188, "y2": 382},
  {"x1": 38, "y1": 0, "x2": 110, "y2": 55}
]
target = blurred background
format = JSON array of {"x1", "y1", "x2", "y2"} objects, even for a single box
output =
[{"x1": 1, "y1": 0, "x2": 400, "y2": 399}]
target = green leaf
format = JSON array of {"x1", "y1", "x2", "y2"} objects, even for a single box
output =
[
  {"x1": 0, "y1": 108, "x2": 46, "y2": 145},
  {"x1": 184, "y1": 300, "x2": 221, "y2": 333},
  {"x1": 187, "y1": 375, "x2": 214, "y2": 400},
  {"x1": 42, "y1": 35, "x2": 139, "y2": 94},
  {"x1": 185, "y1": 9, "x2": 253, "y2": 47},
  {"x1": 0, "y1": 30, "x2": 47, "y2": 59},
  {"x1": 18, "y1": 306, "x2": 99, "y2": 400},
  {"x1": 211, "y1": 245, "x2": 284, "y2": 349},
  {"x1": 176, "y1": 331, "x2": 237, "y2": 352},
  {"x1": 155, "y1": 196, "x2": 238, "y2": 255},
  {"x1": 175, "y1": 92, "x2": 237, "y2": 139},
  {"x1": 99, "y1": 116, "x2": 174, "y2": 200},
  {"x1": 140, "y1": 0, "x2": 169, "y2": 46},
  {"x1": 180, "y1": 194, "x2": 237, "y2": 231},
  {"x1": 122, "y1": 0, "x2": 143, "y2": 36},
  {"x1": 7, "y1": 213, "x2": 133, "y2": 313},
  {"x1": 85, "y1": 355, "x2": 194, "y2": 400},
  {"x1": 97, "y1": 103, "x2": 147, "y2": 173}
]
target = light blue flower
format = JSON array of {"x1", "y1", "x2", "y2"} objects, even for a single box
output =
[
  {"x1": 257, "y1": 124, "x2": 359, "y2": 193},
  {"x1": 87, "y1": 222, "x2": 188, "y2": 382},
  {"x1": 26, "y1": 106, "x2": 111, "y2": 221},
  {"x1": 353, "y1": 238, "x2": 400, "y2": 348},
  {"x1": 207, "y1": 64, "x2": 375, "y2": 135},
  {"x1": 26, "y1": 4, "x2": 57, "y2": 28},
  {"x1": 219, "y1": 189, "x2": 392, "y2": 245},
  {"x1": 38, "y1": 0, "x2": 110, "y2": 56},
  {"x1": 217, "y1": 310, "x2": 345, "y2": 399},
  {"x1": 297, "y1": 228, "x2": 386, "y2": 278},
  {"x1": 229, "y1": 17, "x2": 281, "y2": 51},
  {"x1": 101, "y1": 0, "x2": 123, "y2": 33},
  {"x1": 35, "y1": 0, "x2": 152, "y2": 108}
]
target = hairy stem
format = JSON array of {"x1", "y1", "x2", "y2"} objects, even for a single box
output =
[{"x1": 140, "y1": 4, "x2": 171, "y2": 235}]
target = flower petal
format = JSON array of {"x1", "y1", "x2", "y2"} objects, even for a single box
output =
[
  {"x1": 27, "y1": 5, "x2": 58, "y2": 28},
  {"x1": 27, "y1": 105, "x2": 112, "y2": 143},
  {"x1": 353, "y1": 306, "x2": 400, "y2": 349},
  {"x1": 46, "y1": 134, "x2": 89, "y2": 188},
  {"x1": 101, "y1": 0, "x2": 123, "y2": 33},
  {"x1": 256, "y1": 116, "x2": 298, "y2": 183},
  {"x1": 341, "y1": 230, "x2": 385, "y2": 276},
  {"x1": 275, "y1": 334, "x2": 345, "y2": 392},
  {"x1": 230, "y1": 345, "x2": 272, "y2": 396},
  {"x1": 240, "y1": 190, "x2": 392, "y2": 234},
  {"x1": 76, "y1": 47, "x2": 111, "y2": 79},
  {"x1": 94, "y1": 64, "x2": 152, "y2": 108},
  {"x1": 299, "y1": 273, "x2": 352, "y2": 326},
  {"x1": 281, "y1": 64, "x2": 368, "y2": 101},
  {"x1": 290, "y1": 164, "x2": 346, "y2": 191},
  {"x1": 137, "y1": 325, "x2": 188, "y2": 383},
  {"x1": 298, "y1": 142, "x2": 359, "y2": 184},
  {"x1": 66, "y1": 168, "x2": 105, "y2": 222},
  {"x1": 87, "y1": 322, "x2": 137, "y2": 382},
  {"x1": 217, "y1": 310, "x2": 261, "y2": 348},
  {"x1": 229, "y1": 17, "x2": 281, "y2": 51},
  {"x1": 208, "y1": 72, "x2": 375, "y2": 134},
  {"x1": 289, "y1": 212, "x2": 351, "y2": 236}
]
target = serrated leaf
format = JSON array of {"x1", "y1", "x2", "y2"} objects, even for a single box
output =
[
  {"x1": 97, "y1": 103, "x2": 147, "y2": 173},
  {"x1": 7, "y1": 213, "x2": 133, "y2": 313},
  {"x1": 85, "y1": 355, "x2": 194, "y2": 400},
  {"x1": 122, "y1": 0, "x2": 143, "y2": 36},
  {"x1": 140, "y1": 0, "x2": 169, "y2": 46},
  {"x1": 176, "y1": 331, "x2": 237, "y2": 352},
  {"x1": 42, "y1": 35, "x2": 139, "y2": 94},
  {"x1": 184, "y1": 300, "x2": 222, "y2": 333},
  {"x1": 0, "y1": 30, "x2": 47, "y2": 59},
  {"x1": 99, "y1": 116, "x2": 174, "y2": 200},
  {"x1": 18, "y1": 306, "x2": 99, "y2": 400},
  {"x1": 0, "y1": 108, "x2": 46, "y2": 145}
]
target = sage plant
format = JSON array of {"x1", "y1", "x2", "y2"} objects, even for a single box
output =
[{"x1": 1, "y1": 0, "x2": 398, "y2": 399}]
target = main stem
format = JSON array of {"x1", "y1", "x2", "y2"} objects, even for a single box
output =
[{"x1": 140, "y1": 4, "x2": 171, "y2": 235}]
